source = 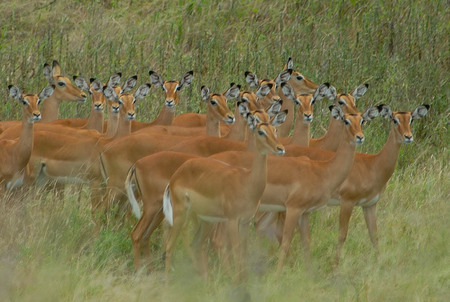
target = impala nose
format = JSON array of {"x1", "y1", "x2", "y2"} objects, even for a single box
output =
[
  {"x1": 404, "y1": 135, "x2": 413, "y2": 143},
  {"x1": 94, "y1": 103, "x2": 103, "y2": 110},
  {"x1": 276, "y1": 146, "x2": 285, "y2": 156},
  {"x1": 128, "y1": 112, "x2": 136, "y2": 120},
  {"x1": 304, "y1": 113, "x2": 313, "y2": 122},
  {"x1": 166, "y1": 100, "x2": 175, "y2": 107},
  {"x1": 33, "y1": 112, "x2": 41, "y2": 121},
  {"x1": 226, "y1": 114, "x2": 235, "y2": 124},
  {"x1": 355, "y1": 135, "x2": 365, "y2": 145}
]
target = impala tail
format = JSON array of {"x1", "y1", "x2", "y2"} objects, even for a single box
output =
[
  {"x1": 163, "y1": 184, "x2": 173, "y2": 226},
  {"x1": 125, "y1": 166, "x2": 141, "y2": 219}
]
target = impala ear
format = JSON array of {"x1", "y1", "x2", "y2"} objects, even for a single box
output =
[
  {"x1": 245, "y1": 71, "x2": 258, "y2": 88},
  {"x1": 43, "y1": 63, "x2": 54, "y2": 84},
  {"x1": 412, "y1": 104, "x2": 430, "y2": 120},
  {"x1": 256, "y1": 83, "x2": 273, "y2": 99},
  {"x1": 103, "y1": 86, "x2": 119, "y2": 102},
  {"x1": 134, "y1": 83, "x2": 151, "y2": 100},
  {"x1": 91, "y1": 79, "x2": 103, "y2": 92},
  {"x1": 107, "y1": 73, "x2": 122, "y2": 88},
  {"x1": 179, "y1": 70, "x2": 194, "y2": 89},
  {"x1": 224, "y1": 83, "x2": 241, "y2": 100},
  {"x1": 266, "y1": 101, "x2": 283, "y2": 117},
  {"x1": 280, "y1": 83, "x2": 299, "y2": 105},
  {"x1": 330, "y1": 105, "x2": 344, "y2": 120},
  {"x1": 121, "y1": 75, "x2": 138, "y2": 94},
  {"x1": 378, "y1": 104, "x2": 393, "y2": 120},
  {"x1": 238, "y1": 101, "x2": 250, "y2": 117},
  {"x1": 39, "y1": 85, "x2": 55, "y2": 100},
  {"x1": 8, "y1": 85, "x2": 22, "y2": 100},
  {"x1": 275, "y1": 68, "x2": 292, "y2": 87},
  {"x1": 73, "y1": 76, "x2": 90, "y2": 93},
  {"x1": 149, "y1": 70, "x2": 164, "y2": 87},
  {"x1": 271, "y1": 109, "x2": 288, "y2": 127},
  {"x1": 313, "y1": 82, "x2": 331, "y2": 101},
  {"x1": 362, "y1": 106, "x2": 380, "y2": 122},
  {"x1": 247, "y1": 113, "x2": 258, "y2": 131},
  {"x1": 52, "y1": 60, "x2": 61, "y2": 77},
  {"x1": 285, "y1": 57, "x2": 294, "y2": 70},
  {"x1": 351, "y1": 83, "x2": 369, "y2": 99},
  {"x1": 201, "y1": 86, "x2": 210, "y2": 101}
]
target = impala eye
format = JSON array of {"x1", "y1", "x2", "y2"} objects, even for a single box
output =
[
  {"x1": 311, "y1": 98, "x2": 316, "y2": 105},
  {"x1": 210, "y1": 100, "x2": 218, "y2": 106},
  {"x1": 175, "y1": 85, "x2": 181, "y2": 91},
  {"x1": 57, "y1": 81, "x2": 66, "y2": 87},
  {"x1": 344, "y1": 119, "x2": 351, "y2": 125},
  {"x1": 37, "y1": 99, "x2": 41, "y2": 105},
  {"x1": 296, "y1": 75, "x2": 304, "y2": 81},
  {"x1": 393, "y1": 118, "x2": 399, "y2": 125},
  {"x1": 338, "y1": 99, "x2": 346, "y2": 105},
  {"x1": 258, "y1": 130, "x2": 266, "y2": 136}
]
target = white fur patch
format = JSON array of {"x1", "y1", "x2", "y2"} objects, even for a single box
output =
[
  {"x1": 126, "y1": 176, "x2": 141, "y2": 220},
  {"x1": 197, "y1": 215, "x2": 228, "y2": 223},
  {"x1": 162, "y1": 185, "x2": 173, "y2": 226}
]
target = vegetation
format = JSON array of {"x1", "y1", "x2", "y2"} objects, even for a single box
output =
[{"x1": 0, "y1": 0, "x2": 448, "y2": 300}]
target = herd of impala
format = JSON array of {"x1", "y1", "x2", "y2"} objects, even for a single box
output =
[{"x1": 1, "y1": 58, "x2": 429, "y2": 280}]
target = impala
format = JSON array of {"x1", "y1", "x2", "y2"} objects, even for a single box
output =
[
  {"x1": 163, "y1": 110, "x2": 285, "y2": 279},
  {"x1": 1, "y1": 85, "x2": 54, "y2": 192},
  {"x1": 130, "y1": 70, "x2": 193, "y2": 131},
  {"x1": 333, "y1": 104, "x2": 430, "y2": 263},
  {"x1": 278, "y1": 82, "x2": 334, "y2": 146}
]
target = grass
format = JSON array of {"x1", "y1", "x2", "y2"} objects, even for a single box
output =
[{"x1": 0, "y1": 0, "x2": 448, "y2": 301}]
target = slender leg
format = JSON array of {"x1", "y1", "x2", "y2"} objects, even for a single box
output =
[
  {"x1": 140, "y1": 208, "x2": 165, "y2": 270},
  {"x1": 226, "y1": 220, "x2": 243, "y2": 281},
  {"x1": 336, "y1": 200, "x2": 355, "y2": 265},
  {"x1": 298, "y1": 212, "x2": 311, "y2": 267},
  {"x1": 363, "y1": 204, "x2": 379, "y2": 252},
  {"x1": 277, "y1": 207, "x2": 302, "y2": 273}
]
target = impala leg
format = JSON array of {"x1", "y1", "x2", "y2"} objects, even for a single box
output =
[
  {"x1": 226, "y1": 220, "x2": 244, "y2": 281},
  {"x1": 363, "y1": 204, "x2": 379, "y2": 252},
  {"x1": 215, "y1": 223, "x2": 232, "y2": 275},
  {"x1": 298, "y1": 212, "x2": 311, "y2": 267},
  {"x1": 89, "y1": 179, "x2": 104, "y2": 230},
  {"x1": 276, "y1": 212, "x2": 286, "y2": 245},
  {"x1": 336, "y1": 200, "x2": 355, "y2": 265},
  {"x1": 141, "y1": 208, "x2": 165, "y2": 270},
  {"x1": 277, "y1": 207, "x2": 302, "y2": 273},
  {"x1": 132, "y1": 204, "x2": 162, "y2": 271}
]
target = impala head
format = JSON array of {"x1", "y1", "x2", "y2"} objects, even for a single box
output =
[
  {"x1": 245, "y1": 69, "x2": 291, "y2": 107},
  {"x1": 378, "y1": 104, "x2": 429, "y2": 144},
  {"x1": 8, "y1": 85, "x2": 55, "y2": 123},
  {"x1": 149, "y1": 70, "x2": 193, "y2": 110},
  {"x1": 201, "y1": 83, "x2": 238, "y2": 124},
  {"x1": 43, "y1": 60, "x2": 87, "y2": 103},
  {"x1": 283, "y1": 57, "x2": 318, "y2": 93},
  {"x1": 247, "y1": 110, "x2": 285, "y2": 156},
  {"x1": 281, "y1": 82, "x2": 332, "y2": 123},
  {"x1": 336, "y1": 83, "x2": 369, "y2": 114},
  {"x1": 331, "y1": 105, "x2": 379, "y2": 145},
  {"x1": 104, "y1": 82, "x2": 151, "y2": 120}
]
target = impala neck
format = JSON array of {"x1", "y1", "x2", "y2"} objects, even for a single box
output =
[
  {"x1": 324, "y1": 127, "x2": 357, "y2": 190},
  {"x1": 114, "y1": 116, "x2": 132, "y2": 139},
  {"x1": 289, "y1": 118, "x2": 310, "y2": 146},
  {"x1": 246, "y1": 137, "x2": 268, "y2": 202},
  {"x1": 152, "y1": 105, "x2": 175, "y2": 126},
  {"x1": 225, "y1": 106, "x2": 246, "y2": 141},
  {"x1": 372, "y1": 126, "x2": 402, "y2": 180},
  {"x1": 246, "y1": 130, "x2": 258, "y2": 152},
  {"x1": 205, "y1": 106, "x2": 221, "y2": 137},
  {"x1": 277, "y1": 89, "x2": 295, "y2": 137},
  {"x1": 40, "y1": 94, "x2": 62, "y2": 122},
  {"x1": 84, "y1": 106, "x2": 104, "y2": 133},
  {"x1": 16, "y1": 111, "x2": 35, "y2": 167},
  {"x1": 105, "y1": 113, "x2": 119, "y2": 138},
  {"x1": 310, "y1": 117, "x2": 343, "y2": 151}
]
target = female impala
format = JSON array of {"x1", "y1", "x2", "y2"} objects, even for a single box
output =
[
  {"x1": 163, "y1": 111, "x2": 285, "y2": 279},
  {"x1": 1, "y1": 85, "x2": 54, "y2": 192},
  {"x1": 334, "y1": 104, "x2": 430, "y2": 263},
  {"x1": 130, "y1": 70, "x2": 193, "y2": 131}
]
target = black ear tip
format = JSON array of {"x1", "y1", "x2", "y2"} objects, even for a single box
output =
[
  {"x1": 8, "y1": 85, "x2": 13, "y2": 90},
  {"x1": 149, "y1": 70, "x2": 154, "y2": 75},
  {"x1": 51, "y1": 84, "x2": 56, "y2": 89},
  {"x1": 188, "y1": 70, "x2": 194, "y2": 75},
  {"x1": 90, "y1": 78, "x2": 96, "y2": 83},
  {"x1": 237, "y1": 84, "x2": 241, "y2": 89},
  {"x1": 281, "y1": 82, "x2": 287, "y2": 87},
  {"x1": 72, "y1": 75, "x2": 77, "y2": 81},
  {"x1": 52, "y1": 60, "x2": 59, "y2": 67},
  {"x1": 201, "y1": 85, "x2": 206, "y2": 90},
  {"x1": 43, "y1": 63, "x2": 49, "y2": 68},
  {"x1": 117, "y1": 72, "x2": 122, "y2": 77},
  {"x1": 377, "y1": 104, "x2": 386, "y2": 110},
  {"x1": 244, "y1": 71, "x2": 250, "y2": 76},
  {"x1": 132, "y1": 75, "x2": 138, "y2": 80},
  {"x1": 324, "y1": 82, "x2": 330, "y2": 87},
  {"x1": 364, "y1": 83, "x2": 369, "y2": 88},
  {"x1": 283, "y1": 109, "x2": 288, "y2": 114},
  {"x1": 146, "y1": 83, "x2": 151, "y2": 88},
  {"x1": 267, "y1": 83, "x2": 274, "y2": 89},
  {"x1": 329, "y1": 105, "x2": 335, "y2": 111},
  {"x1": 230, "y1": 82, "x2": 236, "y2": 87},
  {"x1": 287, "y1": 57, "x2": 292, "y2": 61},
  {"x1": 423, "y1": 104, "x2": 430, "y2": 110},
  {"x1": 287, "y1": 69, "x2": 293, "y2": 74}
]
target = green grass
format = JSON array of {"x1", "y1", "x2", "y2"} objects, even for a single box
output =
[{"x1": 0, "y1": 0, "x2": 448, "y2": 301}]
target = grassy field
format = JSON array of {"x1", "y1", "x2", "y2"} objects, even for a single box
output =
[{"x1": 0, "y1": 0, "x2": 448, "y2": 301}]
